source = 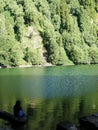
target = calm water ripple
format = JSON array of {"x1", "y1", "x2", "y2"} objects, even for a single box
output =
[{"x1": 0, "y1": 65, "x2": 98, "y2": 130}]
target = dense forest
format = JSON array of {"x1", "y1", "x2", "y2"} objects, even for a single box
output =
[{"x1": 0, "y1": 0, "x2": 98, "y2": 67}]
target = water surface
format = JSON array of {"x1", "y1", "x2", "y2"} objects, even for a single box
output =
[{"x1": 0, "y1": 65, "x2": 98, "y2": 130}]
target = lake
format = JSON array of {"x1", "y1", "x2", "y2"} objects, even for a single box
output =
[{"x1": 0, "y1": 65, "x2": 98, "y2": 130}]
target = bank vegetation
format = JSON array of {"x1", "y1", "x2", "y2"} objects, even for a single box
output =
[{"x1": 0, "y1": 0, "x2": 98, "y2": 67}]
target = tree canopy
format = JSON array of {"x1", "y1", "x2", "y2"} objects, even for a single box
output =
[{"x1": 0, "y1": 0, "x2": 98, "y2": 67}]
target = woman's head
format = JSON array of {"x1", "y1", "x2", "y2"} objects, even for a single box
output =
[{"x1": 16, "y1": 100, "x2": 21, "y2": 106}]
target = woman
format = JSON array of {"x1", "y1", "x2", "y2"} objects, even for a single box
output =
[{"x1": 13, "y1": 100, "x2": 24, "y2": 118}]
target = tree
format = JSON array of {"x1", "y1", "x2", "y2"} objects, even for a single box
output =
[
  {"x1": 24, "y1": 47, "x2": 43, "y2": 65},
  {"x1": 60, "y1": 0, "x2": 70, "y2": 31},
  {"x1": 0, "y1": 0, "x2": 98, "y2": 67},
  {"x1": 34, "y1": 0, "x2": 50, "y2": 19},
  {"x1": 88, "y1": 45, "x2": 98, "y2": 63},
  {"x1": 0, "y1": 1, "x2": 5, "y2": 13}
]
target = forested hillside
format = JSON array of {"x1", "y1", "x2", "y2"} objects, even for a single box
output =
[{"x1": 0, "y1": 0, "x2": 98, "y2": 67}]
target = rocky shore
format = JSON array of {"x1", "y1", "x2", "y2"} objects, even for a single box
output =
[
  {"x1": 0, "y1": 127, "x2": 12, "y2": 130},
  {"x1": 0, "y1": 62, "x2": 55, "y2": 69},
  {"x1": 56, "y1": 113, "x2": 98, "y2": 130}
]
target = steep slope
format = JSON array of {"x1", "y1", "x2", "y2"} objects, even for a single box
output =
[{"x1": 0, "y1": 0, "x2": 98, "y2": 67}]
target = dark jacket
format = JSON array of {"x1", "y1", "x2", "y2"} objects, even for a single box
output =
[{"x1": 13, "y1": 100, "x2": 24, "y2": 118}]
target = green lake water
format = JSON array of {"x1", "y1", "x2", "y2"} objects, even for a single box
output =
[{"x1": 0, "y1": 65, "x2": 98, "y2": 130}]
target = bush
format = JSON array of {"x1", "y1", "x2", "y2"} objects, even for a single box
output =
[
  {"x1": 66, "y1": 45, "x2": 84, "y2": 64},
  {"x1": 24, "y1": 47, "x2": 43, "y2": 65},
  {"x1": 88, "y1": 45, "x2": 98, "y2": 63},
  {"x1": 9, "y1": 43, "x2": 24, "y2": 66}
]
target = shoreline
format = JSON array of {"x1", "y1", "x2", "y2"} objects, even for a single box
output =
[
  {"x1": 19, "y1": 62, "x2": 55, "y2": 68},
  {"x1": 0, "y1": 62, "x2": 55, "y2": 69},
  {"x1": 1, "y1": 62, "x2": 96, "y2": 69},
  {"x1": 0, "y1": 62, "x2": 74, "y2": 69}
]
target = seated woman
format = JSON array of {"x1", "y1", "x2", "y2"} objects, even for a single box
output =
[{"x1": 13, "y1": 100, "x2": 25, "y2": 118}]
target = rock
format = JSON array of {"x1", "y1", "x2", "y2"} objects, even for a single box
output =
[
  {"x1": 56, "y1": 121, "x2": 78, "y2": 130},
  {"x1": 0, "y1": 126, "x2": 13, "y2": 130},
  {"x1": 79, "y1": 113, "x2": 98, "y2": 130}
]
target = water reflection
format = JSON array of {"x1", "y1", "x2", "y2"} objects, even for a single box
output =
[
  {"x1": 25, "y1": 91, "x2": 98, "y2": 130},
  {"x1": 0, "y1": 66, "x2": 98, "y2": 130}
]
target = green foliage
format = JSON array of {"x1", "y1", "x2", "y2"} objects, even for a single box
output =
[
  {"x1": 60, "y1": 0, "x2": 69, "y2": 31},
  {"x1": 51, "y1": 14, "x2": 61, "y2": 31},
  {"x1": 0, "y1": 13, "x2": 7, "y2": 37},
  {"x1": 79, "y1": 0, "x2": 95, "y2": 9},
  {"x1": 0, "y1": 37, "x2": 19, "y2": 67},
  {"x1": 69, "y1": 0, "x2": 80, "y2": 16},
  {"x1": 0, "y1": 1, "x2": 5, "y2": 13},
  {"x1": 24, "y1": 47, "x2": 43, "y2": 65},
  {"x1": 0, "y1": 0, "x2": 98, "y2": 67},
  {"x1": 14, "y1": 16, "x2": 25, "y2": 41},
  {"x1": 34, "y1": 0, "x2": 50, "y2": 19},
  {"x1": 24, "y1": 0, "x2": 40, "y2": 26},
  {"x1": 88, "y1": 45, "x2": 98, "y2": 63},
  {"x1": 65, "y1": 45, "x2": 80, "y2": 64},
  {"x1": 8, "y1": 43, "x2": 24, "y2": 66},
  {"x1": 78, "y1": 8, "x2": 91, "y2": 32}
]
